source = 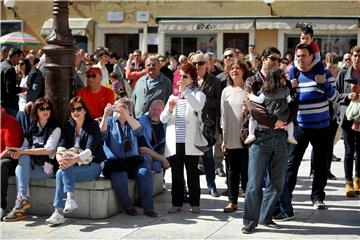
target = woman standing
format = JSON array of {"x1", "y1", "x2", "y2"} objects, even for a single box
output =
[
  {"x1": 4, "y1": 97, "x2": 61, "y2": 222},
  {"x1": 220, "y1": 59, "x2": 250, "y2": 213},
  {"x1": 160, "y1": 63, "x2": 206, "y2": 214},
  {"x1": 46, "y1": 96, "x2": 106, "y2": 225}
]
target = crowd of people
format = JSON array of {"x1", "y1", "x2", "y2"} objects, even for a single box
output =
[{"x1": 1, "y1": 25, "x2": 359, "y2": 234}]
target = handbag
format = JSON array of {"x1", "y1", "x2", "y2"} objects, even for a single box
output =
[
  {"x1": 194, "y1": 111, "x2": 209, "y2": 152},
  {"x1": 240, "y1": 103, "x2": 250, "y2": 145}
]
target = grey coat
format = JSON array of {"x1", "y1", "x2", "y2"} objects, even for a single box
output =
[{"x1": 336, "y1": 66, "x2": 355, "y2": 126}]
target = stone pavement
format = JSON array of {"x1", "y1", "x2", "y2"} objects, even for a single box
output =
[{"x1": 1, "y1": 140, "x2": 359, "y2": 240}]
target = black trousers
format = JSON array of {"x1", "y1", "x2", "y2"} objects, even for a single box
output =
[
  {"x1": 341, "y1": 120, "x2": 360, "y2": 181},
  {"x1": 224, "y1": 148, "x2": 249, "y2": 204},
  {"x1": 170, "y1": 143, "x2": 200, "y2": 207},
  {"x1": 1, "y1": 158, "x2": 17, "y2": 209}
]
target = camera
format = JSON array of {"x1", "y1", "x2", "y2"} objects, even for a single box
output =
[{"x1": 123, "y1": 138, "x2": 132, "y2": 152}]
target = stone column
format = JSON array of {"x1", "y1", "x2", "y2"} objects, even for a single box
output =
[{"x1": 42, "y1": 0, "x2": 77, "y2": 124}]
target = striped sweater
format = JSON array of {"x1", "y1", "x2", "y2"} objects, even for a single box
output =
[{"x1": 289, "y1": 64, "x2": 338, "y2": 129}]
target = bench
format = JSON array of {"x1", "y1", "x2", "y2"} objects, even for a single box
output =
[{"x1": 7, "y1": 172, "x2": 164, "y2": 219}]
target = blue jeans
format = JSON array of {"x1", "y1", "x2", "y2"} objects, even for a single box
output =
[
  {"x1": 110, "y1": 163, "x2": 153, "y2": 212},
  {"x1": 243, "y1": 128, "x2": 288, "y2": 228},
  {"x1": 53, "y1": 163, "x2": 101, "y2": 209},
  {"x1": 202, "y1": 148, "x2": 216, "y2": 189},
  {"x1": 274, "y1": 171, "x2": 293, "y2": 215},
  {"x1": 16, "y1": 111, "x2": 30, "y2": 133},
  {"x1": 15, "y1": 155, "x2": 53, "y2": 197}
]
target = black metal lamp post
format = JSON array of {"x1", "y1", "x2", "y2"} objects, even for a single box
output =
[{"x1": 42, "y1": 0, "x2": 77, "y2": 124}]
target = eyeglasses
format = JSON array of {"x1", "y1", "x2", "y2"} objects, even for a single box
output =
[
  {"x1": 281, "y1": 61, "x2": 289, "y2": 65},
  {"x1": 180, "y1": 75, "x2": 190, "y2": 79},
  {"x1": 345, "y1": 59, "x2": 351, "y2": 61},
  {"x1": 87, "y1": 73, "x2": 96, "y2": 79},
  {"x1": 39, "y1": 107, "x2": 51, "y2": 111},
  {"x1": 19, "y1": 62, "x2": 25, "y2": 65},
  {"x1": 267, "y1": 56, "x2": 281, "y2": 62},
  {"x1": 224, "y1": 54, "x2": 234, "y2": 59},
  {"x1": 70, "y1": 106, "x2": 84, "y2": 113},
  {"x1": 192, "y1": 61, "x2": 206, "y2": 66}
]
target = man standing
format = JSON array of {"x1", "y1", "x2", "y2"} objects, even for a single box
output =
[
  {"x1": 242, "y1": 47, "x2": 289, "y2": 234},
  {"x1": 214, "y1": 48, "x2": 237, "y2": 178},
  {"x1": 77, "y1": 67, "x2": 114, "y2": 119},
  {"x1": 100, "y1": 98, "x2": 158, "y2": 218},
  {"x1": 132, "y1": 56, "x2": 172, "y2": 118},
  {"x1": 0, "y1": 48, "x2": 23, "y2": 117},
  {"x1": 284, "y1": 43, "x2": 338, "y2": 212},
  {"x1": 336, "y1": 46, "x2": 360, "y2": 197},
  {"x1": 126, "y1": 50, "x2": 147, "y2": 89}
]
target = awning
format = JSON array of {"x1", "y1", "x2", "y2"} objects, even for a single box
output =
[
  {"x1": 256, "y1": 19, "x2": 359, "y2": 30},
  {"x1": 158, "y1": 20, "x2": 254, "y2": 32},
  {"x1": 41, "y1": 18, "x2": 94, "y2": 37}
]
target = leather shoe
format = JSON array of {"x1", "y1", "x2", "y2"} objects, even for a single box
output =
[
  {"x1": 209, "y1": 188, "x2": 220, "y2": 197},
  {"x1": 328, "y1": 172, "x2": 337, "y2": 180},
  {"x1": 223, "y1": 203, "x2": 237, "y2": 213},
  {"x1": 221, "y1": 189, "x2": 228, "y2": 196},
  {"x1": 144, "y1": 210, "x2": 158, "y2": 218},
  {"x1": 125, "y1": 208, "x2": 138, "y2": 216},
  {"x1": 215, "y1": 168, "x2": 226, "y2": 177},
  {"x1": 332, "y1": 154, "x2": 341, "y2": 161}
]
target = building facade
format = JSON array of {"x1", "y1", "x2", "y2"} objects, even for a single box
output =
[{"x1": 1, "y1": 0, "x2": 359, "y2": 58}]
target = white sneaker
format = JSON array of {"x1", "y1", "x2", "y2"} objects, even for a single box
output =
[
  {"x1": 244, "y1": 134, "x2": 256, "y2": 144},
  {"x1": 64, "y1": 199, "x2": 79, "y2": 214},
  {"x1": 46, "y1": 211, "x2": 65, "y2": 225},
  {"x1": 287, "y1": 137, "x2": 298, "y2": 145}
]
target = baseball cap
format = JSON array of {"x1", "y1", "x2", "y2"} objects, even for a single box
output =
[{"x1": 86, "y1": 66, "x2": 102, "y2": 77}]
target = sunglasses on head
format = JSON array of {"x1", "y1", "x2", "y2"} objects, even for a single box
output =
[
  {"x1": 39, "y1": 106, "x2": 51, "y2": 111},
  {"x1": 267, "y1": 56, "x2": 281, "y2": 62},
  {"x1": 224, "y1": 54, "x2": 234, "y2": 59},
  {"x1": 87, "y1": 73, "x2": 96, "y2": 79},
  {"x1": 192, "y1": 61, "x2": 206, "y2": 66},
  {"x1": 70, "y1": 106, "x2": 84, "y2": 113}
]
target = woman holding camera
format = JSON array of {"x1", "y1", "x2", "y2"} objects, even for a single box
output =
[
  {"x1": 100, "y1": 98, "x2": 158, "y2": 218},
  {"x1": 161, "y1": 63, "x2": 206, "y2": 214},
  {"x1": 4, "y1": 97, "x2": 62, "y2": 222},
  {"x1": 46, "y1": 96, "x2": 106, "y2": 225}
]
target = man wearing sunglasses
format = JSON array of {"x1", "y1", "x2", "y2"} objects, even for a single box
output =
[
  {"x1": 76, "y1": 67, "x2": 114, "y2": 120},
  {"x1": 126, "y1": 50, "x2": 147, "y2": 89},
  {"x1": 131, "y1": 56, "x2": 172, "y2": 118},
  {"x1": 213, "y1": 48, "x2": 237, "y2": 179}
]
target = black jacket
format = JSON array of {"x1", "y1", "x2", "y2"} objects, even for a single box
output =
[
  {"x1": 0, "y1": 60, "x2": 22, "y2": 109},
  {"x1": 59, "y1": 115, "x2": 106, "y2": 164},
  {"x1": 199, "y1": 73, "x2": 222, "y2": 123}
]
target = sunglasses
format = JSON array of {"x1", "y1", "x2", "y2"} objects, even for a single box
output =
[
  {"x1": 39, "y1": 107, "x2": 51, "y2": 111},
  {"x1": 87, "y1": 73, "x2": 96, "y2": 79},
  {"x1": 19, "y1": 62, "x2": 25, "y2": 65},
  {"x1": 345, "y1": 59, "x2": 351, "y2": 61},
  {"x1": 70, "y1": 106, "x2": 84, "y2": 113},
  {"x1": 224, "y1": 54, "x2": 234, "y2": 59},
  {"x1": 192, "y1": 61, "x2": 206, "y2": 66},
  {"x1": 267, "y1": 56, "x2": 281, "y2": 62},
  {"x1": 281, "y1": 61, "x2": 289, "y2": 65}
]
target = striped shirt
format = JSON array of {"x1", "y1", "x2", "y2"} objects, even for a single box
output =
[
  {"x1": 175, "y1": 98, "x2": 187, "y2": 143},
  {"x1": 290, "y1": 64, "x2": 338, "y2": 129}
]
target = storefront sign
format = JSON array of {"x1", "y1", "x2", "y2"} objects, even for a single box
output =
[
  {"x1": 158, "y1": 21, "x2": 253, "y2": 32},
  {"x1": 107, "y1": 12, "x2": 124, "y2": 22}
]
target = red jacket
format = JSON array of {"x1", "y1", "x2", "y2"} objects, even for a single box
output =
[{"x1": 0, "y1": 108, "x2": 23, "y2": 153}]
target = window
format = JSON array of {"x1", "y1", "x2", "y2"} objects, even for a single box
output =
[
  {"x1": 285, "y1": 34, "x2": 357, "y2": 58},
  {"x1": 168, "y1": 35, "x2": 217, "y2": 56},
  {"x1": 105, "y1": 34, "x2": 139, "y2": 59},
  {"x1": 74, "y1": 36, "x2": 88, "y2": 52},
  {"x1": 223, "y1": 33, "x2": 249, "y2": 54}
]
